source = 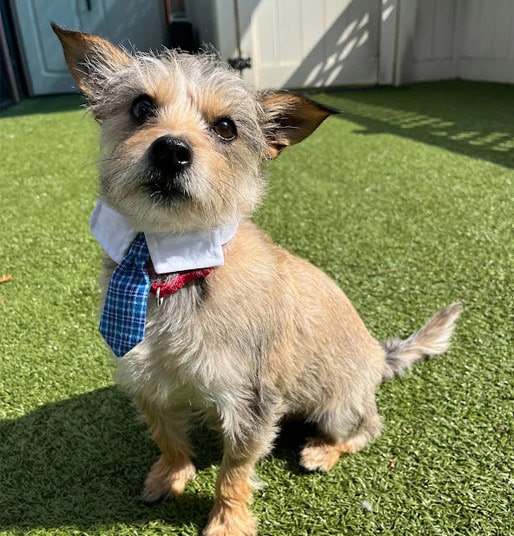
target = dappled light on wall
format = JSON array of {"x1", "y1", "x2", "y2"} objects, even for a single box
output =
[
  {"x1": 303, "y1": 11, "x2": 371, "y2": 87},
  {"x1": 285, "y1": 1, "x2": 378, "y2": 89}
]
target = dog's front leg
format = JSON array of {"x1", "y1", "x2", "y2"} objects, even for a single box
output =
[
  {"x1": 137, "y1": 401, "x2": 196, "y2": 503},
  {"x1": 204, "y1": 387, "x2": 282, "y2": 536},
  {"x1": 204, "y1": 456, "x2": 259, "y2": 536}
]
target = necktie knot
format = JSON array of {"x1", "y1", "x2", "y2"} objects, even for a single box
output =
[{"x1": 122, "y1": 233, "x2": 149, "y2": 268}]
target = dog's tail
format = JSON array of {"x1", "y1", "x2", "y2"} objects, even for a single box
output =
[{"x1": 381, "y1": 302, "x2": 463, "y2": 380}]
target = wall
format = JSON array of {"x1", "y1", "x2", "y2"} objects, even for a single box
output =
[
  {"x1": 457, "y1": 0, "x2": 514, "y2": 84},
  {"x1": 401, "y1": 0, "x2": 514, "y2": 85}
]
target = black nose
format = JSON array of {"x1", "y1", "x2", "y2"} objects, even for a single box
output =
[{"x1": 149, "y1": 135, "x2": 192, "y2": 175}]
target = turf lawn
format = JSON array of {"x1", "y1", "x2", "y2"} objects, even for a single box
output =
[{"x1": 0, "y1": 81, "x2": 512, "y2": 535}]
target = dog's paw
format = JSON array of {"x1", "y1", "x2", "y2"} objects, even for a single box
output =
[
  {"x1": 299, "y1": 437, "x2": 347, "y2": 472},
  {"x1": 142, "y1": 455, "x2": 196, "y2": 504},
  {"x1": 203, "y1": 504, "x2": 257, "y2": 536}
]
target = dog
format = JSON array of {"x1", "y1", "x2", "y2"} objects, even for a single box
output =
[{"x1": 53, "y1": 24, "x2": 462, "y2": 536}]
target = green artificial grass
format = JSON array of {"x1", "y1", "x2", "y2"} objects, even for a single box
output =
[{"x1": 0, "y1": 81, "x2": 513, "y2": 535}]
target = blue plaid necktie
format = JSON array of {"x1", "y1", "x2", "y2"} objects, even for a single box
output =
[{"x1": 99, "y1": 233, "x2": 151, "y2": 357}]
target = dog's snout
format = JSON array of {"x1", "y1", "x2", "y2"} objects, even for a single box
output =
[{"x1": 149, "y1": 135, "x2": 192, "y2": 175}]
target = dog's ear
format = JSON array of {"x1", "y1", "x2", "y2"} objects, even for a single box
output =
[
  {"x1": 260, "y1": 92, "x2": 340, "y2": 159},
  {"x1": 51, "y1": 23, "x2": 132, "y2": 99}
]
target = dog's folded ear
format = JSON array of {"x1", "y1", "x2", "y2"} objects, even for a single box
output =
[
  {"x1": 51, "y1": 22, "x2": 132, "y2": 100},
  {"x1": 260, "y1": 92, "x2": 340, "y2": 159}
]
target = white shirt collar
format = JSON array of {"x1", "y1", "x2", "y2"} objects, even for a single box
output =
[{"x1": 89, "y1": 199, "x2": 238, "y2": 274}]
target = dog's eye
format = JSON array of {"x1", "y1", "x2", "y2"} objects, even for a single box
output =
[
  {"x1": 211, "y1": 117, "x2": 237, "y2": 141},
  {"x1": 131, "y1": 94, "x2": 157, "y2": 124}
]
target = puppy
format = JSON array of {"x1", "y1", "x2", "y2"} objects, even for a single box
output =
[{"x1": 53, "y1": 24, "x2": 461, "y2": 536}]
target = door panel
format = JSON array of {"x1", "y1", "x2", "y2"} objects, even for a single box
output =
[
  {"x1": 11, "y1": 0, "x2": 168, "y2": 95},
  {"x1": 239, "y1": 0, "x2": 380, "y2": 89}
]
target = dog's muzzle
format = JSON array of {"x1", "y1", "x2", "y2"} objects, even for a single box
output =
[{"x1": 145, "y1": 135, "x2": 192, "y2": 202}]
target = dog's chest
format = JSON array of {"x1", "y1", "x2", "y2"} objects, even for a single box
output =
[{"x1": 114, "y1": 279, "x2": 240, "y2": 410}]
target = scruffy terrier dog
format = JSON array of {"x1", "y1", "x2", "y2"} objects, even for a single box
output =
[{"x1": 53, "y1": 24, "x2": 461, "y2": 536}]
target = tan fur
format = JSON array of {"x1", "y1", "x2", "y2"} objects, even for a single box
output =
[{"x1": 53, "y1": 25, "x2": 462, "y2": 536}]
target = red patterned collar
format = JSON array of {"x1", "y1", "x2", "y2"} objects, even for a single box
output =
[{"x1": 148, "y1": 263, "x2": 213, "y2": 305}]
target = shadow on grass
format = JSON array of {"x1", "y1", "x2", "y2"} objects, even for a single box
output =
[
  {"x1": 3, "y1": 81, "x2": 513, "y2": 172},
  {"x1": 0, "y1": 94, "x2": 86, "y2": 118},
  {"x1": 323, "y1": 81, "x2": 514, "y2": 170},
  {"x1": 0, "y1": 387, "x2": 213, "y2": 533},
  {"x1": 0, "y1": 386, "x2": 315, "y2": 533}
]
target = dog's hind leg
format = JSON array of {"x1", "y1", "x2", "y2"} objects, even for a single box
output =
[
  {"x1": 137, "y1": 402, "x2": 196, "y2": 503},
  {"x1": 300, "y1": 399, "x2": 383, "y2": 472}
]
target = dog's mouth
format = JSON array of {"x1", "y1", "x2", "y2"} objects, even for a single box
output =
[{"x1": 143, "y1": 172, "x2": 192, "y2": 206}]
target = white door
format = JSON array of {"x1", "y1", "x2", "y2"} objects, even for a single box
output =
[
  {"x1": 10, "y1": 0, "x2": 168, "y2": 96},
  {"x1": 237, "y1": 0, "x2": 380, "y2": 89}
]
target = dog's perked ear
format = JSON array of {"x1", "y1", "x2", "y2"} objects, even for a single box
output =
[
  {"x1": 260, "y1": 92, "x2": 340, "y2": 159},
  {"x1": 51, "y1": 22, "x2": 132, "y2": 101}
]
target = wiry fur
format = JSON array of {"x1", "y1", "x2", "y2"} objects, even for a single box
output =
[
  {"x1": 382, "y1": 302, "x2": 463, "y2": 380},
  {"x1": 53, "y1": 24, "x2": 462, "y2": 536}
]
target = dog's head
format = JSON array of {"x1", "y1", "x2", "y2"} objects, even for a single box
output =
[{"x1": 52, "y1": 24, "x2": 337, "y2": 233}]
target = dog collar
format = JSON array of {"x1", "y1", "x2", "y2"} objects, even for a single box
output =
[
  {"x1": 149, "y1": 265, "x2": 213, "y2": 305},
  {"x1": 90, "y1": 199, "x2": 238, "y2": 273}
]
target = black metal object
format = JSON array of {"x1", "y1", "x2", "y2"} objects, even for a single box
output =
[
  {"x1": 230, "y1": 0, "x2": 251, "y2": 74},
  {"x1": 228, "y1": 56, "x2": 251, "y2": 71}
]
